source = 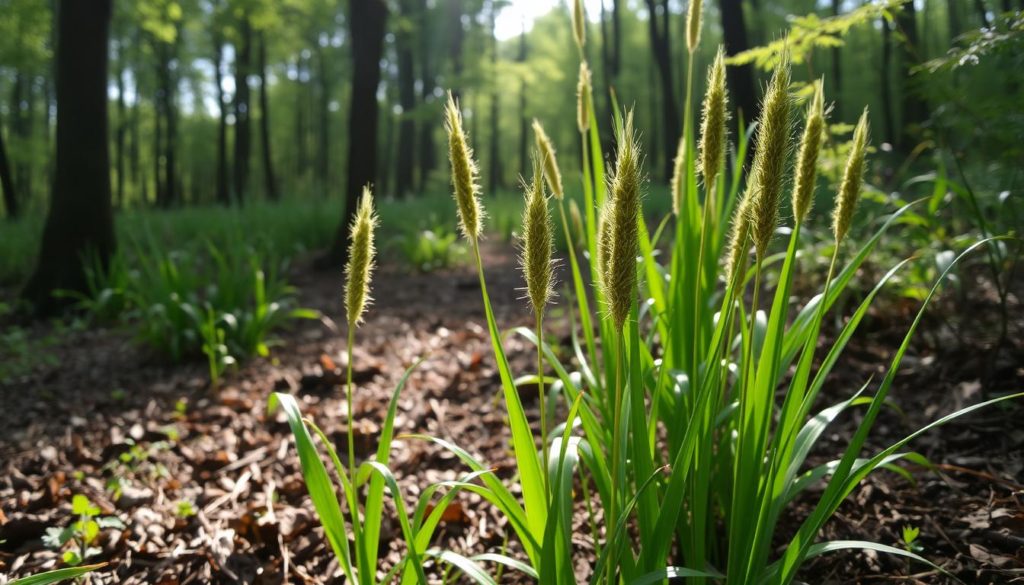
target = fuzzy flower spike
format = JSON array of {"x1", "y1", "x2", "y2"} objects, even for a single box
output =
[
  {"x1": 344, "y1": 186, "x2": 378, "y2": 328},
  {"x1": 444, "y1": 91, "x2": 484, "y2": 242}
]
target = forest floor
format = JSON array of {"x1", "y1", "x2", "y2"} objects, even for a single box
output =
[{"x1": 1, "y1": 241, "x2": 1022, "y2": 584}]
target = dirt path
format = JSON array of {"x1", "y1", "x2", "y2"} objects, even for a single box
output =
[{"x1": 1, "y1": 245, "x2": 1021, "y2": 583}]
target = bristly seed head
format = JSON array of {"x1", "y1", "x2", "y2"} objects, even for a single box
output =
[
  {"x1": 603, "y1": 110, "x2": 644, "y2": 330},
  {"x1": 686, "y1": 0, "x2": 703, "y2": 53},
  {"x1": 577, "y1": 62, "x2": 592, "y2": 133},
  {"x1": 698, "y1": 47, "x2": 729, "y2": 190},
  {"x1": 670, "y1": 136, "x2": 687, "y2": 217},
  {"x1": 791, "y1": 79, "x2": 826, "y2": 225},
  {"x1": 444, "y1": 91, "x2": 484, "y2": 241},
  {"x1": 532, "y1": 119, "x2": 564, "y2": 199},
  {"x1": 745, "y1": 60, "x2": 792, "y2": 260},
  {"x1": 520, "y1": 152, "x2": 555, "y2": 317},
  {"x1": 344, "y1": 186, "x2": 378, "y2": 328},
  {"x1": 832, "y1": 108, "x2": 870, "y2": 243},
  {"x1": 571, "y1": 0, "x2": 586, "y2": 51}
]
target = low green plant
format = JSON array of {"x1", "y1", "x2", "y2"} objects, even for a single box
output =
[
  {"x1": 42, "y1": 495, "x2": 124, "y2": 567},
  {"x1": 394, "y1": 221, "x2": 467, "y2": 272}
]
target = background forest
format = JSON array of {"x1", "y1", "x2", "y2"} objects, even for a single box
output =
[{"x1": 1, "y1": 0, "x2": 1023, "y2": 584}]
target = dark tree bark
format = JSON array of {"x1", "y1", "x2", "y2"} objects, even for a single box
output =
[
  {"x1": 115, "y1": 44, "x2": 126, "y2": 208},
  {"x1": 155, "y1": 41, "x2": 178, "y2": 207},
  {"x1": 946, "y1": 0, "x2": 961, "y2": 40},
  {"x1": 395, "y1": 0, "x2": 417, "y2": 198},
  {"x1": 416, "y1": 0, "x2": 437, "y2": 187},
  {"x1": 896, "y1": 1, "x2": 929, "y2": 148},
  {"x1": 257, "y1": 32, "x2": 278, "y2": 201},
  {"x1": 880, "y1": 16, "x2": 896, "y2": 146},
  {"x1": 0, "y1": 114, "x2": 18, "y2": 218},
  {"x1": 642, "y1": 0, "x2": 680, "y2": 181},
  {"x1": 23, "y1": 0, "x2": 115, "y2": 312},
  {"x1": 213, "y1": 34, "x2": 231, "y2": 205},
  {"x1": 233, "y1": 17, "x2": 253, "y2": 204},
  {"x1": 718, "y1": 0, "x2": 759, "y2": 129},
  {"x1": 325, "y1": 0, "x2": 387, "y2": 265},
  {"x1": 488, "y1": 6, "x2": 502, "y2": 192}
]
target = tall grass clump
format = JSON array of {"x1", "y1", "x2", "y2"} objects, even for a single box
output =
[
  {"x1": 268, "y1": 4, "x2": 1020, "y2": 584},
  {"x1": 421, "y1": 4, "x2": 1022, "y2": 585}
]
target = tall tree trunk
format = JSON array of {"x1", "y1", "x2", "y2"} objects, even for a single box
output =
[
  {"x1": 233, "y1": 17, "x2": 252, "y2": 205},
  {"x1": 395, "y1": 0, "x2": 417, "y2": 198},
  {"x1": 643, "y1": 0, "x2": 680, "y2": 181},
  {"x1": 23, "y1": 0, "x2": 115, "y2": 312},
  {"x1": 488, "y1": 6, "x2": 502, "y2": 192},
  {"x1": 326, "y1": 0, "x2": 387, "y2": 265},
  {"x1": 946, "y1": 0, "x2": 961, "y2": 40},
  {"x1": 10, "y1": 73, "x2": 31, "y2": 201},
  {"x1": 258, "y1": 32, "x2": 278, "y2": 201},
  {"x1": 0, "y1": 115, "x2": 18, "y2": 218},
  {"x1": 162, "y1": 42, "x2": 178, "y2": 207},
  {"x1": 896, "y1": 1, "x2": 929, "y2": 148},
  {"x1": 416, "y1": 0, "x2": 437, "y2": 187},
  {"x1": 880, "y1": 16, "x2": 896, "y2": 146},
  {"x1": 115, "y1": 45, "x2": 126, "y2": 208},
  {"x1": 718, "y1": 0, "x2": 759, "y2": 129},
  {"x1": 213, "y1": 33, "x2": 231, "y2": 205}
]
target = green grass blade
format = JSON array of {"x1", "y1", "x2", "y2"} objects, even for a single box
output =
[{"x1": 8, "y1": 563, "x2": 106, "y2": 585}]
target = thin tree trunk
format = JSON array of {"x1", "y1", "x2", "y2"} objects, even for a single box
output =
[
  {"x1": 395, "y1": 0, "x2": 417, "y2": 198},
  {"x1": 115, "y1": 45, "x2": 126, "y2": 208},
  {"x1": 643, "y1": 0, "x2": 680, "y2": 181},
  {"x1": 233, "y1": 17, "x2": 252, "y2": 205},
  {"x1": 972, "y1": 0, "x2": 991, "y2": 27},
  {"x1": 416, "y1": 0, "x2": 436, "y2": 188},
  {"x1": 896, "y1": 1, "x2": 929, "y2": 148},
  {"x1": 488, "y1": 6, "x2": 502, "y2": 192},
  {"x1": 325, "y1": 0, "x2": 387, "y2": 265},
  {"x1": 23, "y1": 0, "x2": 115, "y2": 312},
  {"x1": 718, "y1": 0, "x2": 759, "y2": 129},
  {"x1": 258, "y1": 32, "x2": 278, "y2": 201},
  {"x1": 0, "y1": 115, "x2": 18, "y2": 218},
  {"x1": 213, "y1": 33, "x2": 231, "y2": 205},
  {"x1": 881, "y1": 16, "x2": 896, "y2": 146},
  {"x1": 163, "y1": 42, "x2": 178, "y2": 206}
]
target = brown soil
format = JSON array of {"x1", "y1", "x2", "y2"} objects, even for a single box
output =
[{"x1": 1, "y1": 242, "x2": 1021, "y2": 584}]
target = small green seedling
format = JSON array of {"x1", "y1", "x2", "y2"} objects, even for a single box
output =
[
  {"x1": 43, "y1": 495, "x2": 124, "y2": 566},
  {"x1": 902, "y1": 525, "x2": 923, "y2": 553},
  {"x1": 175, "y1": 500, "x2": 197, "y2": 518}
]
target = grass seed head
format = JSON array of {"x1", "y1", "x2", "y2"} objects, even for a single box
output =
[
  {"x1": 791, "y1": 80, "x2": 826, "y2": 225},
  {"x1": 832, "y1": 108, "x2": 870, "y2": 243},
  {"x1": 698, "y1": 48, "x2": 729, "y2": 189},
  {"x1": 444, "y1": 91, "x2": 484, "y2": 241},
  {"x1": 577, "y1": 62, "x2": 592, "y2": 133},
  {"x1": 746, "y1": 60, "x2": 792, "y2": 260},
  {"x1": 686, "y1": 0, "x2": 703, "y2": 53},
  {"x1": 571, "y1": 0, "x2": 586, "y2": 51},
  {"x1": 520, "y1": 153, "x2": 555, "y2": 316},
  {"x1": 532, "y1": 119, "x2": 565, "y2": 199},
  {"x1": 568, "y1": 198, "x2": 584, "y2": 248},
  {"x1": 603, "y1": 110, "x2": 644, "y2": 330},
  {"x1": 670, "y1": 136, "x2": 687, "y2": 217},
  {"x1": 344, "y1": 186, "x2": 378, "y2": 327}
]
